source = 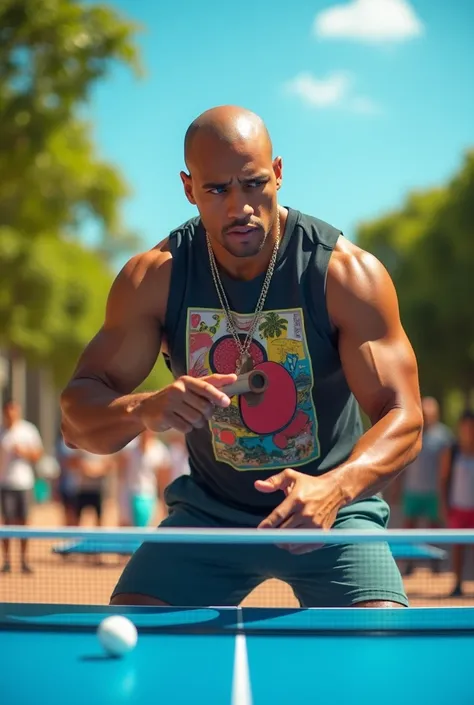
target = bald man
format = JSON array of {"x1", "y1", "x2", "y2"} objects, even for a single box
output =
[{"x1": 61, "y1": 105, "x2": 423, "y2": 609}]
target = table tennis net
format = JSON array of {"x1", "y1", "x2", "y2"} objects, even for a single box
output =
[{"x1": 1, "y1": 528, "x2": 474, "y2": 607}]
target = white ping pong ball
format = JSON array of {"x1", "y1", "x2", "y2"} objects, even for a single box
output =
[{"x1": 97, "y1": 615, "x2": 138, "y2": 657}]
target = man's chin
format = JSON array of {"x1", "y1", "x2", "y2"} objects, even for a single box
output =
[{"x1": 222, "y1": 233, "x2": 267, "y2": 258}]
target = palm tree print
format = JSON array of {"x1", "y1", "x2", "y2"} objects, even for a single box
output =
[{"x1": 258, "y1": 312, "x2": 288, "y2": 339}]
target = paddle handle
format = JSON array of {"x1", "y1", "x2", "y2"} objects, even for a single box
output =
[{"x1": 221, "y1": 370, "x2": 268, "y2": 397}]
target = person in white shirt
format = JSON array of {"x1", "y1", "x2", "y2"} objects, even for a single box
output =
[
  {"x1": 0, "y1": 399, "x2": 43, "y2": 573},
  {"x1": 118, "y1": 430, "x2": 171, "y2": 527}
]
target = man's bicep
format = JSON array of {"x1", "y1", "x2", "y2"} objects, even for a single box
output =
[
  {"x1": 340, "y1": 328, "x2": 420, "y2": 425},
  {"x1": 329, "y1": 251, "x2": 421, "y2": 424},
  {"x1": 70, "y1": 256, "x2": 164, "y2": 394},
  {"x1": 72, "y1": 319, "x2": 160, "y2": 395}
]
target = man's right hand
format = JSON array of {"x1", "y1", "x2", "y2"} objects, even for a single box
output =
[{"x1": 129, "y1": 373, "x2": 237, "y2": 433}]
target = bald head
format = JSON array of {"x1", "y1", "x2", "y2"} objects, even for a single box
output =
[
  {"x1": 180, "y1": 105, "x2": 282, "y2": 260},
  {"x1": 184, "y1": 106, "x2": 272, "y2": 169}
]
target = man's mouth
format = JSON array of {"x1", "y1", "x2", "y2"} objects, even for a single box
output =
[{"x1": 226, "y1": 226, "x2": 259, "y2": 236}]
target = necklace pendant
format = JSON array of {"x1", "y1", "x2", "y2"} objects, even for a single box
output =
[{"x1": 237, "y1": 353, "x2": 254, "y2": 375}]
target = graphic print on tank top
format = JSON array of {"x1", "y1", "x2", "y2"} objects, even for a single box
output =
[{"x1": 186, "y1": 307, "x2": 320, "y2": 471}]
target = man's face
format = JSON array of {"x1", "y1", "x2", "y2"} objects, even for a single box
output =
[
  {"x1": 181, "y1": 134, "x2": 282, "y2": 258},
  {"x1": 2, "y1": 402, "x2": 20, "y2": 428}
]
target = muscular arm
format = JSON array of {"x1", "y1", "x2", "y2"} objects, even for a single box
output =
[
  {"x1": 60, "y1": 247, "x2": 171, "y2": 454},
  {"x1": 326, "y1": 239, "x2": 423, "y2": 503}
]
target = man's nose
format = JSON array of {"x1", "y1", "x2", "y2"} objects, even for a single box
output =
[{"x1": 226, "y1": 189, "x2": 254, "y2": 221}]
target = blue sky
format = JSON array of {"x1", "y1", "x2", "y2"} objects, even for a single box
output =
[{"x1": 88, "y1": 0, "x2": 474, "y2": 267}]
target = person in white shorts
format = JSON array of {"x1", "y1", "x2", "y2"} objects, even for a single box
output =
[
  {"x1": 118, "y1": 430, "x2": 171, "y2": 527},
  {"x1": 0, "y1": 399, "x2": 43, "y2": 573}
]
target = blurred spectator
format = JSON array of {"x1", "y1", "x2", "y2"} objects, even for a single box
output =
[
  {"x1": 159, "y1": 430, "x2": 191, "y2": 519},
  {"x1": 402, "y1": 397, "x2": 452, "y2": 523},
  {"x1": 164, "y1": 429, "x2": 191, "y2": 484},
  {"x1": 440, "y1": 409, "x2": 474, "y2": 597},
  {"x1": 54, "y1": 434, "x2": 80, "y2": 526},
  {"x1": 69, "y1": 449, "x2": 112, "y2": 527},
  {"x1": 400, "y1": 397, "x2": 453, "y2": 573},
  {"x1": 117, "y1": 430, "x2": 171, "y2": 527},
  {"x1": 0, "y1": 399, "x2": 43, "y2": 573}
]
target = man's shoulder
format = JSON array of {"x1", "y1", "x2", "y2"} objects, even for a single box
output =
[
  {"x1": 168, "y1": 215, "x2": 201, "y2": 244},
  {"x1": 290, "y1": 208, "x2": 343, "y2": 248}
]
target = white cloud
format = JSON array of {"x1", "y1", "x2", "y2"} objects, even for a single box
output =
[
  {"x1": 314, "y1": 0, "x2": 424, "y2": 43},
  {"x1": 284, "y1": 71, "x2": 350, "y2": 108},
  {"x1": 284, "y1": 71, "x2": 380, "y2": 115}
]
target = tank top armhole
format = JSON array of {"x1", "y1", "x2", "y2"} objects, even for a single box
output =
[
  {"x1": 307, "y1": 222, "x2": 341, "y2": 342},
  {"x1": 163, "y1": 229, "x2": 188, "y2": 351},
  {"x1": 320, "y1": 244, "x2": 338, "y2": 336}
]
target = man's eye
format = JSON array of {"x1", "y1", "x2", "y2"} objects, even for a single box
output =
[
  {"x1": 246, "y1": 180, "x2": 266, "y2": 188},
  {"x1": 210, "y1": 187, "x2": 227, "y2": 195}
]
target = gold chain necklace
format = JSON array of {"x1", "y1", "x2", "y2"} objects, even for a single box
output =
[{"x1": 206, "y1": 212, "x2": 280, "y2": 374}]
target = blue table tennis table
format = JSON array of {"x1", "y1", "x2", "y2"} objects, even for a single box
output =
[
  {"x1": 0, "y1": 602, "x2": 472, "y2": 705},
  {"x1": 52, "y1": 538, "x2": 447, "y2": 561}
]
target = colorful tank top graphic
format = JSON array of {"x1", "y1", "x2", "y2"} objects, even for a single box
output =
[{"x1": 186, "y1": 308, "x2": 320, "y2": 471}]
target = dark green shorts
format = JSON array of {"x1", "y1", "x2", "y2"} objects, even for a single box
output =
[{"x1": 112, "y1": 475, "x2": 408, "y2": 608}]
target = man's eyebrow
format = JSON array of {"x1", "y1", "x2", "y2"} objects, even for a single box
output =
[
  {"x1": 201, "y1": 178, "x2": 232, "y2": 190},
  {"x1": 201, "y1": 174, "x2": 270, "y2": 189},
  {"x1": 240, "y1": 173, "x2": 270, "y2": 183}
]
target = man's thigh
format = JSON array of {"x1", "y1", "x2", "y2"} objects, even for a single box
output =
[
  {"x1": 111, "y1": 503, "x2": 263, "y2": 607},
  {"x1": 276, "y1": 496, "x2": 408, "y2": 608},
  {"x1": 278, "y1": 540, "x2": 408, "y2": 607}
]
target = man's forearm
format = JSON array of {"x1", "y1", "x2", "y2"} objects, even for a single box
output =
[
  {"x1": 333, "y1": 408, "x2": 423, "y2": 504},
  {"x1": 60, "y1": 379, "x2": 152, "y2": 454}
]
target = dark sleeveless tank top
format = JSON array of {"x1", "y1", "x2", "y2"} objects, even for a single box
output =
[{"x1": 162, "y1": 207, "x2": 363, "y2": 512}]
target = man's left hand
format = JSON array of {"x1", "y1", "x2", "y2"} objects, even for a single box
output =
[{"x1": 255, "y1": 469, "x2": 348, "y2": 555}]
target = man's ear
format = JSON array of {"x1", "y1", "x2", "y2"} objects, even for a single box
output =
[
  {"x1": 180, "y1": 171, "x2": 196, "y2": 205},
  {"x1": 272, "y1": 156, "x2": 283, "y2": 191}
]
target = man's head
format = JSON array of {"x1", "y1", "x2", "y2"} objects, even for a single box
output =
[
  {"x1": 458, "y1": 409, "x2": 474, "y2": 454},
  {"x1": 181, "y1": 105, "x2": 282, "y2": 258},
  {"x1": 2, "y1": 399, "x2": 21, "y2": 428},
  {"x1": 421, "y1": 396, "x2": 440, "y2": 428}
]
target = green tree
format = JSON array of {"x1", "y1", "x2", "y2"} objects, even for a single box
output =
[
  {"x1": 0, "y1": 0, "x2": 150, "y2": 387},
  {"x1": 357, "y1": 149, "x2": 474, "y2": 419}
]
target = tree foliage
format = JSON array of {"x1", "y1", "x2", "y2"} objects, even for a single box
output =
[
  {"x1": 358, "y1": 150, "x2": 474, "y2": 416},
  {"x1": 0, "y1": 0, "x2": 146, "y2": 386}
]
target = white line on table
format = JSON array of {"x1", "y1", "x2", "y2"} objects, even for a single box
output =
[{"x1": 231, "y1": 608, "x2": 253, "y2": 705}]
